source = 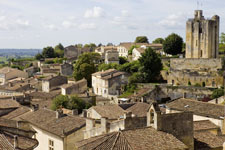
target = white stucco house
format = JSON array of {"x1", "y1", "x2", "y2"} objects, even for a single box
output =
[{"x1": 92, "y1": 69, "x2": 128, "y2": 100}]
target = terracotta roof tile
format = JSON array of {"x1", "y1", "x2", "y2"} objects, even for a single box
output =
[
  {"x1": 21, "y1": 108, "x2": 85, "y2": 137},
  {"x1": 76, "y1": 127, "x2": 188, "y2": 150}
]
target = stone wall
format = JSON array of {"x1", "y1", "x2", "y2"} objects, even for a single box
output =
[
  {"x1": 170, "y1": 58, "x2": 223, "y2": 71},
  {"x1": 159, "y1": 112, "x2": 194, "y2": 150}
]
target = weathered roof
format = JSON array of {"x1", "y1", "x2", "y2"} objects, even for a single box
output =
[
  {"x1": 29, "y1": 89, "x2": 61, "y2": 99},
  {"x1": 21, "y1": 108, "x2": 85, "y2": 137},
  {"x1": 0, "y1": 67, "x2": 20, "y2": 74},
  {"x1": 2, "y1": 106, "x2": 31, "y2": 120},
  {"x1": 194, "y1": 131, "x2": 225, "y2": 149},
  {"x1": 90, "y1": 105, "x2": 126, "y2": 119},
  {"x1": 0, "y1": 99, "x2": 20, "y2": 109},
  {"x1": 0, "y1": 119, "x2": 38, "y2": 150},
  {"x1": 42, "y1": 75, "x2": 66, "y2": 81},
  {"x1": 61, "y1": 79, "x2": 86, "y2": 89},
  {"x1": 166, "y1": 98, "x2": 225, "y2": 119},
  {"x1": 0, "y1": 131, "x2": 38, "y2": 150},
  {"x1": 126, "y1": 102, "x2": 150, "y2": 117},
  {"x1": 92, "y1": 69, "x2": 126, "y2": 80},
  {"x1": 75, "y1": 127, "x2": 188, "y2": 150},
  {"x1": 194, "y1": 120, "x2": 219, "y2": 131}
]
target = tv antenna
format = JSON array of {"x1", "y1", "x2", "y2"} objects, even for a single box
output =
[{"x1": 197, "y1": 0, "x2": 203, "y2": 10}]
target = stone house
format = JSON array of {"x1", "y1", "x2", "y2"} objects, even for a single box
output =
[
  {"x1": 42, "y1": 75, "x2": 68, "y2": 93},
  {"x1": 64, "y1": 45, "x2": 92, "y2": 62},
  {"x1": 166, "y1": 98, "x2": 225, "y2": 134},
  {"x1": 60, "y1": 62, "x2": 73, "y2": 76},
  {"x1": 92, "y1": 69, "x2": 128, "y2": 100},
  {"x1": 0, "y1": 118, "x2": 39, "y2": 150},
  {"x1": 86, "y1": 104, "x2": 126, "y2": 120},
  {"x1": 40, "y1": 64, "x2": 61, "y2": 76},
  {"x1": 80, "y1": 102, "x2": 198, "y2": 149},
  {"x1": 105, "y1": 50, "x2": 119, "y2": 64},
  {"x1": 0, "y1": 67, "x2": 28, "y2": 85},
  {"x1": 61, "y1": 79, "x2": 87, "y2": 95},
  {"x1": 95, "y1": 46, "x2": 118, "y2": 59},
  {"x1": 21, "y1": 108, "x2": 86, "y2": 150}
]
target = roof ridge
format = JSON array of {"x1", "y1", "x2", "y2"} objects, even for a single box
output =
[
  {"x1": 111, "y1": 131, "x2": 121, "y2": 150},
  {"x1": 93, "y1": 132, "x2": 118, "y2": 150},
  {"x1": 120, "y1": 130, "x2": 133, "y2": 150}
]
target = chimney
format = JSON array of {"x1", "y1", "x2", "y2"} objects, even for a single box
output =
[
  {"x1": 31, "y1": 104, "x2": 39, "y2": 112},
  {"x1": 56, "y1": 109, "x2": 64, "y2": 119},
  {"x1": 86, "y1": 118, "x2": 96, "y2": 130},
  {"x1": 14, "y1": 135, "x2": 18, "y2": 149},
  {"x1": 101, "y1": 117, "x2": 110, "y2": 134},
  {"x1": 9, "y1": 82, "x2": 12, "y2": 87},
  {"x1": 72, "y1": 109, "x2": 78, "y2": 115}
]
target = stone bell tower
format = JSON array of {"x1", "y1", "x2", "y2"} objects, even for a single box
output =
[{"x1": 185, "y1": 10, "x2": 219, "y2": 58}]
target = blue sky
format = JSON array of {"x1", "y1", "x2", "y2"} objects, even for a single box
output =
[{"x1": 0, "y1": 0, "x2": 224, "y2": 48}]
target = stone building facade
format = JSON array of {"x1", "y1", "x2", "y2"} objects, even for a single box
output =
[
  {"x1": 61, "y1": 79, "x2": 87, "y2": 95},
  {"x1": 105, "y1": 50, "x2": 119, "y2": 64},
  {"x1": 42, "y1": 75, "x2": 68, "y2": 93},
  {"x1": 92, "y1": 69, "x2": 128, "y2": 100},
  {"x1": 186, "y1": 10, "x2": 219, "y2": 58}
]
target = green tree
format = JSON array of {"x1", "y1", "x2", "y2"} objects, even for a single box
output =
[
  {"x1": 163, "y1": 33, "x2": 183, "y2": 55},
  {"x1": 139, "y1": 47, "x2": 163, "y2": 82},
  {"x1": 51, "y1": 95, "x2": 92, "y2": 113},
  {"x1": 211, "y1": 88, "x2": 224, "y2": 99},
  {"x1": 54, "y1": 43, "x2": 64, "y2": 58},
  {"x1": 220, "y1": 32, "x2": 225, "y2": 44},
  {"x1": 51, "y1": 95, "x2": 70, "y2": 110},
  {"x1": 84, "y1": 43, "x2": 97, "y2": 49},
  {"x1": 118, "y1": 61, "x2": 140, "y2": 74},
  {"x1": 152, "y1": 38, "x2": 164, "y2": 44},
  {"x1": 135, "y1": 36, "x2": 149, "y2": 43},
  {"x1": 119, "y1": 57, "x2": 128, "y2": 65},
  {"x1": 42, "y1": 46, "x2": 55, "y2": 58},
  {"x1": 98, "y1": 63, "x2": 119, "y2": 71},
  {"x1": 73, "y1": 52, "x2": 101, "y2": 87},
  {"x1": 35, "y1": 53, "x2": 43, "y2": 60},
  {"x1": 128, "y1": 45, "x2": 140, "y2": 55}
]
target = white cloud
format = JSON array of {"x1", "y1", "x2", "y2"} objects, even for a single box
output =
[
  {"x1": 43, "y1": 24, "x2": 60, "y2": 31},
  {"x1": 158, "y1": 13, "x2": 188, "y2": 29},
  {"x1": 121, "y1": 10, "x2": 129, "y2": 17},
  {"x1": 62, "y1": 20, "x2": 77, "y2": 29},
  {"x1": 0, "y1": 14, "x2": 30, "y2": 30},
  {"x1": 79, "y1": 23, "x2": 96, "y2": 30},
  {"x1": 84, "y1": 6, "x2": 104, "y2": 18}
]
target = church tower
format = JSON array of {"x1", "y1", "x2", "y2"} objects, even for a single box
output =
[{"x1": 185, "y1": 10, "x2": 219, "y2": 58}]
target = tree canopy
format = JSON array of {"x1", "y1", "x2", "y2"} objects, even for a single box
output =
[
  {"x1": 51, "y1": 95, "x2": 91, "y2": 113},
  {"x1": 73, "y1": 52, "x2": 101, "y2": 87},
  {"x1": 135, "y1": 36, "x2": 149, "y2": 43},
  {"x1": 54, "y1": 43, "x2": 64, "y2": 58},
  {"x1": 152, "y1": 38, "x2": 164, "y2": 44},
  {"x1": 163, "y1": 33, "x2": 183, "y2": 55},
  {"x1": 42, "y1": 46, "x2": 55, "y2": 58},
  {"x1": 211, "y1": 88, "x2": 224, "y2": 99},
  {"x1": 138, "y1": 47, "x2": 163, "y2": 82}
]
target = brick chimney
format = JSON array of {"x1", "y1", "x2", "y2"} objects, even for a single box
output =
[{"x1": 56, "y1": 109, "x2": 64, "y2": 119}]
